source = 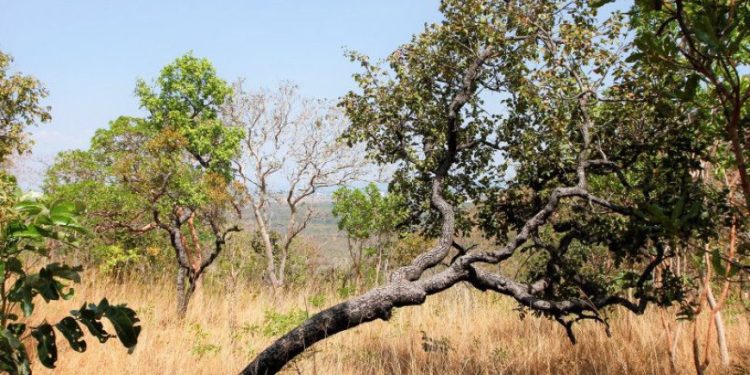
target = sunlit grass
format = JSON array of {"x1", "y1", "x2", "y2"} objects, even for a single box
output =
[{"x1": 31, "y1": 273, "x2": 750, "y2": 375}]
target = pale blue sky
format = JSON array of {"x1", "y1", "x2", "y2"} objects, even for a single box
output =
[{"x1": 0, "y1": 1, "x2": 441, "y2": 186}]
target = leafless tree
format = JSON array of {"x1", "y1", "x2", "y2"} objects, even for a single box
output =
[{"x1": 224, "y1": 81, "x2": 368, "y2": 290}]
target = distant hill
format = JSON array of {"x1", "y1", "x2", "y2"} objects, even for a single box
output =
[{"x1": 244, "y1": 197, "x2": 350, "y2": 266}]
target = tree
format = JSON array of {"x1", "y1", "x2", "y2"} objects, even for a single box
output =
[
  {"x1": 630, "y1": 0, "x2": 750, "y2": 210},
  {"x1": 629, "y1": 3, "x2": 750, "y2": 369},
  {"x1": 241, "y1": 1, "x2": 724, "y2": 373},
  {"x1": 0, "y1": 194, "x2": 141, "y2": 375},
  {"x1": 0, "y1": 50, "x2": 51, "y2": 221},
  {"x1": 45, "y1": 53, "x2": 244, "y2": 316},
  {"x1": 0, "y1": 51, "x2": 51, "y2": 168},
  {"x1": 332, "y1": 183, "x2": 405, "y2": 287},
  {"x1": 224, "y1": 81, "x2": 367, "y2": 290}
]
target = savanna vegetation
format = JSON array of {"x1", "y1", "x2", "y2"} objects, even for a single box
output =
[{"x1": 2, "y1": 0, "x2": 750, "y2": 374}]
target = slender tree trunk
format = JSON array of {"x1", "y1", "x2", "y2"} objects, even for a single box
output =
[
  {"x1": 726, "y1": 107, "x2": 750, "y2": 210},
  {"x1": 706, "y1": 277, "x2": 730, "y2": 367},
  {"x1": 252, "y1": 203, "x2": 282, "y2": 289},
  {"x1": 375, "y1": 246, "x2": 383, "y2": 285}
]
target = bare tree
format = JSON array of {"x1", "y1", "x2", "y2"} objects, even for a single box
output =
[{"x1": 224, "y1": 81, "x2": 367, "y2": 290}]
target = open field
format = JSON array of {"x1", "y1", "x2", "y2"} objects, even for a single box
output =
[{"x1": 30, "y1": 274, "x2": 750, "y2": 375}]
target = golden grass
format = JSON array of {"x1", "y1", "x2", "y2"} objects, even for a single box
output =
[{"x1": 30, "y1": 274, "x2": 750, "y2": 375}]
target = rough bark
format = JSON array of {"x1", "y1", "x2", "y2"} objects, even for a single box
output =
[{"x1": 240, "y1": 282, "x2": 428, "y2": 375}]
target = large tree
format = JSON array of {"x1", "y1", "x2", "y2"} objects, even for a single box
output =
[
  {"x1": 46, "y1": 53, "x2": 244, "y2": 315},
  {"x1": 242, "y1": 1, "x2": 724, "y2": 373}
]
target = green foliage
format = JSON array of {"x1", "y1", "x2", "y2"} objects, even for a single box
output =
[
  {"x1": 190, "y1": 323, "x2": 221, "y2": 358},
  {"x1": 336, "y1": 284, "x2": 356, "y2": 299},
  {"x1": 93, "y1": 245, "x2": 143, "y2": 275},
  {"x1": 0, "y1": 195, "x2": 140, "y2": 374},
  {"x1": 332, "y1": 183, "x2": 407, "y2": 283},
  {"x1": 136, "y1": 52, "x2": 244, "y2": 179},
  {"x1": 44, "y1": 53, "x2": 243, "y2": 288},
  {"x1": 340, "y1": 0, "x2": 727, "y2": 315},
  {"x1": 261, "y1": 308, "x2": 309, "y2": 338},
  {"x1": 308, "y1": 293, "x2": 326, "y2": 309},
  {"x1": 0, "y1": 50, "x2": 51, "y2": 165},
  {"x1": 332, "y1": 183, "x2": 405, "y2": 241}
]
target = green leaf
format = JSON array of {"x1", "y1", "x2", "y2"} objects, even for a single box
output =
[
  {"x1": 635, "y1": 0, "x2": 662, "y2": 11},
  {"x1": 711, "y1": 248, "x2": 726, "y2": 277},
  {"x1": 102, "y1": 300, "x2": 141, "y2": 351},
  {"x1": 31, "y1": 324, "x2": 57, "y2": 369},
  {"x1": 8, "y1": 276, "x2": 35, "y2": 317},
  {"x1": 55, "y1": 317, "x2": 87, "y2": 353},
  {"x1": 46, "y1": 263, "x2": 82, "y2": 283},
  {"x1": 49, "y1": 202, "x2": 75, "y2": 216},
  {"x1": 7, "y1": 323, "x2": 25, "y2": 337},
  {"x1": 5, "y1": 258, "x2": 23, "y2": 276},
  {"x1": 10, "y1": 226, "x2": 41, "y2": 239},
  {"x1": 0, "y1": 327, "x2": 31, "y2": 375},
  {"x1": 72, "y1": 304, "x2": 109, "y2": 343}
]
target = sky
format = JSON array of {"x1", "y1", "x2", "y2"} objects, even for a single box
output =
[{"x1": 0, "y1": 1, "x2": 443, "y2": 188}]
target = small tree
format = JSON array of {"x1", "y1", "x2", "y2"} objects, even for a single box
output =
[
  {"x1": 45, "y1": 53, "x2": 244, "y2": 316},
  {"x1": 0, "y1": 50, "x2": 51, "y2": 167},
  {"x1": 332, "y1": 183, "x2": 405, "y2": 287},
  {"x1": 225, "y1": 81, "x2": 368, "y2": 289}
]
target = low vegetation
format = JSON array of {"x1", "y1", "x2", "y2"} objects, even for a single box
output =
[{"x1": 30, "y1": 274, "x2": 750, "y2": 375}]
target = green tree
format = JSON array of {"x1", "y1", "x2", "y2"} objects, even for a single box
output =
[
  {"x1": 628, "y1": 2, "x2": 750, "y2": 369},
  {"x1": 0, "y1": 50, "x2": 51, "y2": 220},
  {"x1": 45, "y1": 53, "x2": 243, "y2": 316},
  {"x1": 242, "y1": 2, "x2": 724, "y2": 373},
  {"x1": 0, "y1": 51, "x2": 50, "y2": 167},
  {"x1": 332, "y1": 183, "x2": 406, "y2": 286},
  {"x1": 630, "y1": 0, "x2": 750, "y2": 209}
]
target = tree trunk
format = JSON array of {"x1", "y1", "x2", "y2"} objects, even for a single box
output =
[
  {"x1": 176, "y1": 267, "x2": 198, "y2": 317},
  {"x1": 706, "y1": 284, "x2": 730, "y2": 367},
  {"x1": 176, "y1": 266, "x2": 189, "y2": 317},
  {"x1": 239, "y1": 281, "x2": 428, "y2": 375},
  {"x1": 726, "y1": 108, "x2": 750, "y2": 210},
  {"x1": 252, "y1": 203, "x2": 282, "y2": 289}
]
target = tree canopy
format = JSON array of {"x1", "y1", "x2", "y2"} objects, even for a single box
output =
[{"x1": 243, "y1": 1, "x2": 732, "y2": 373}]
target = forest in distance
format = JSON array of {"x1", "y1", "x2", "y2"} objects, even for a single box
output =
[{"x1": 2, "y1": 0, "x2": 750, "y2": 374}]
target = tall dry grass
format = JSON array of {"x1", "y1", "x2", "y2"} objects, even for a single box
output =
[{"x1": 29, "y1": 273, "x2": 750, "y2": 375}]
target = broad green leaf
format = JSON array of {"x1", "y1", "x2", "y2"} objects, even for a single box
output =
[
  {"x1": 30, "y1": 324, "x2": 57, "y2": 369},
  {"x1": 72, "y1": 304, "x2": 109, "y2": 343},
  {"x1": 55, "y1": 317, "x2": 87, "y2": 353},
  {"x1": 103, "y1": 302, "x2": 141, "y2": 351}
]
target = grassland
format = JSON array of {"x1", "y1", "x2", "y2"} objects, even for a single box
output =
[{"x1": 30, "y1": 272, "x2": 750, "y2": 375}]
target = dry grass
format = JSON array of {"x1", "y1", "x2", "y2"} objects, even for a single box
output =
[{"x1": 29, "y1": 274, "x2": 750, "y2": 375}]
